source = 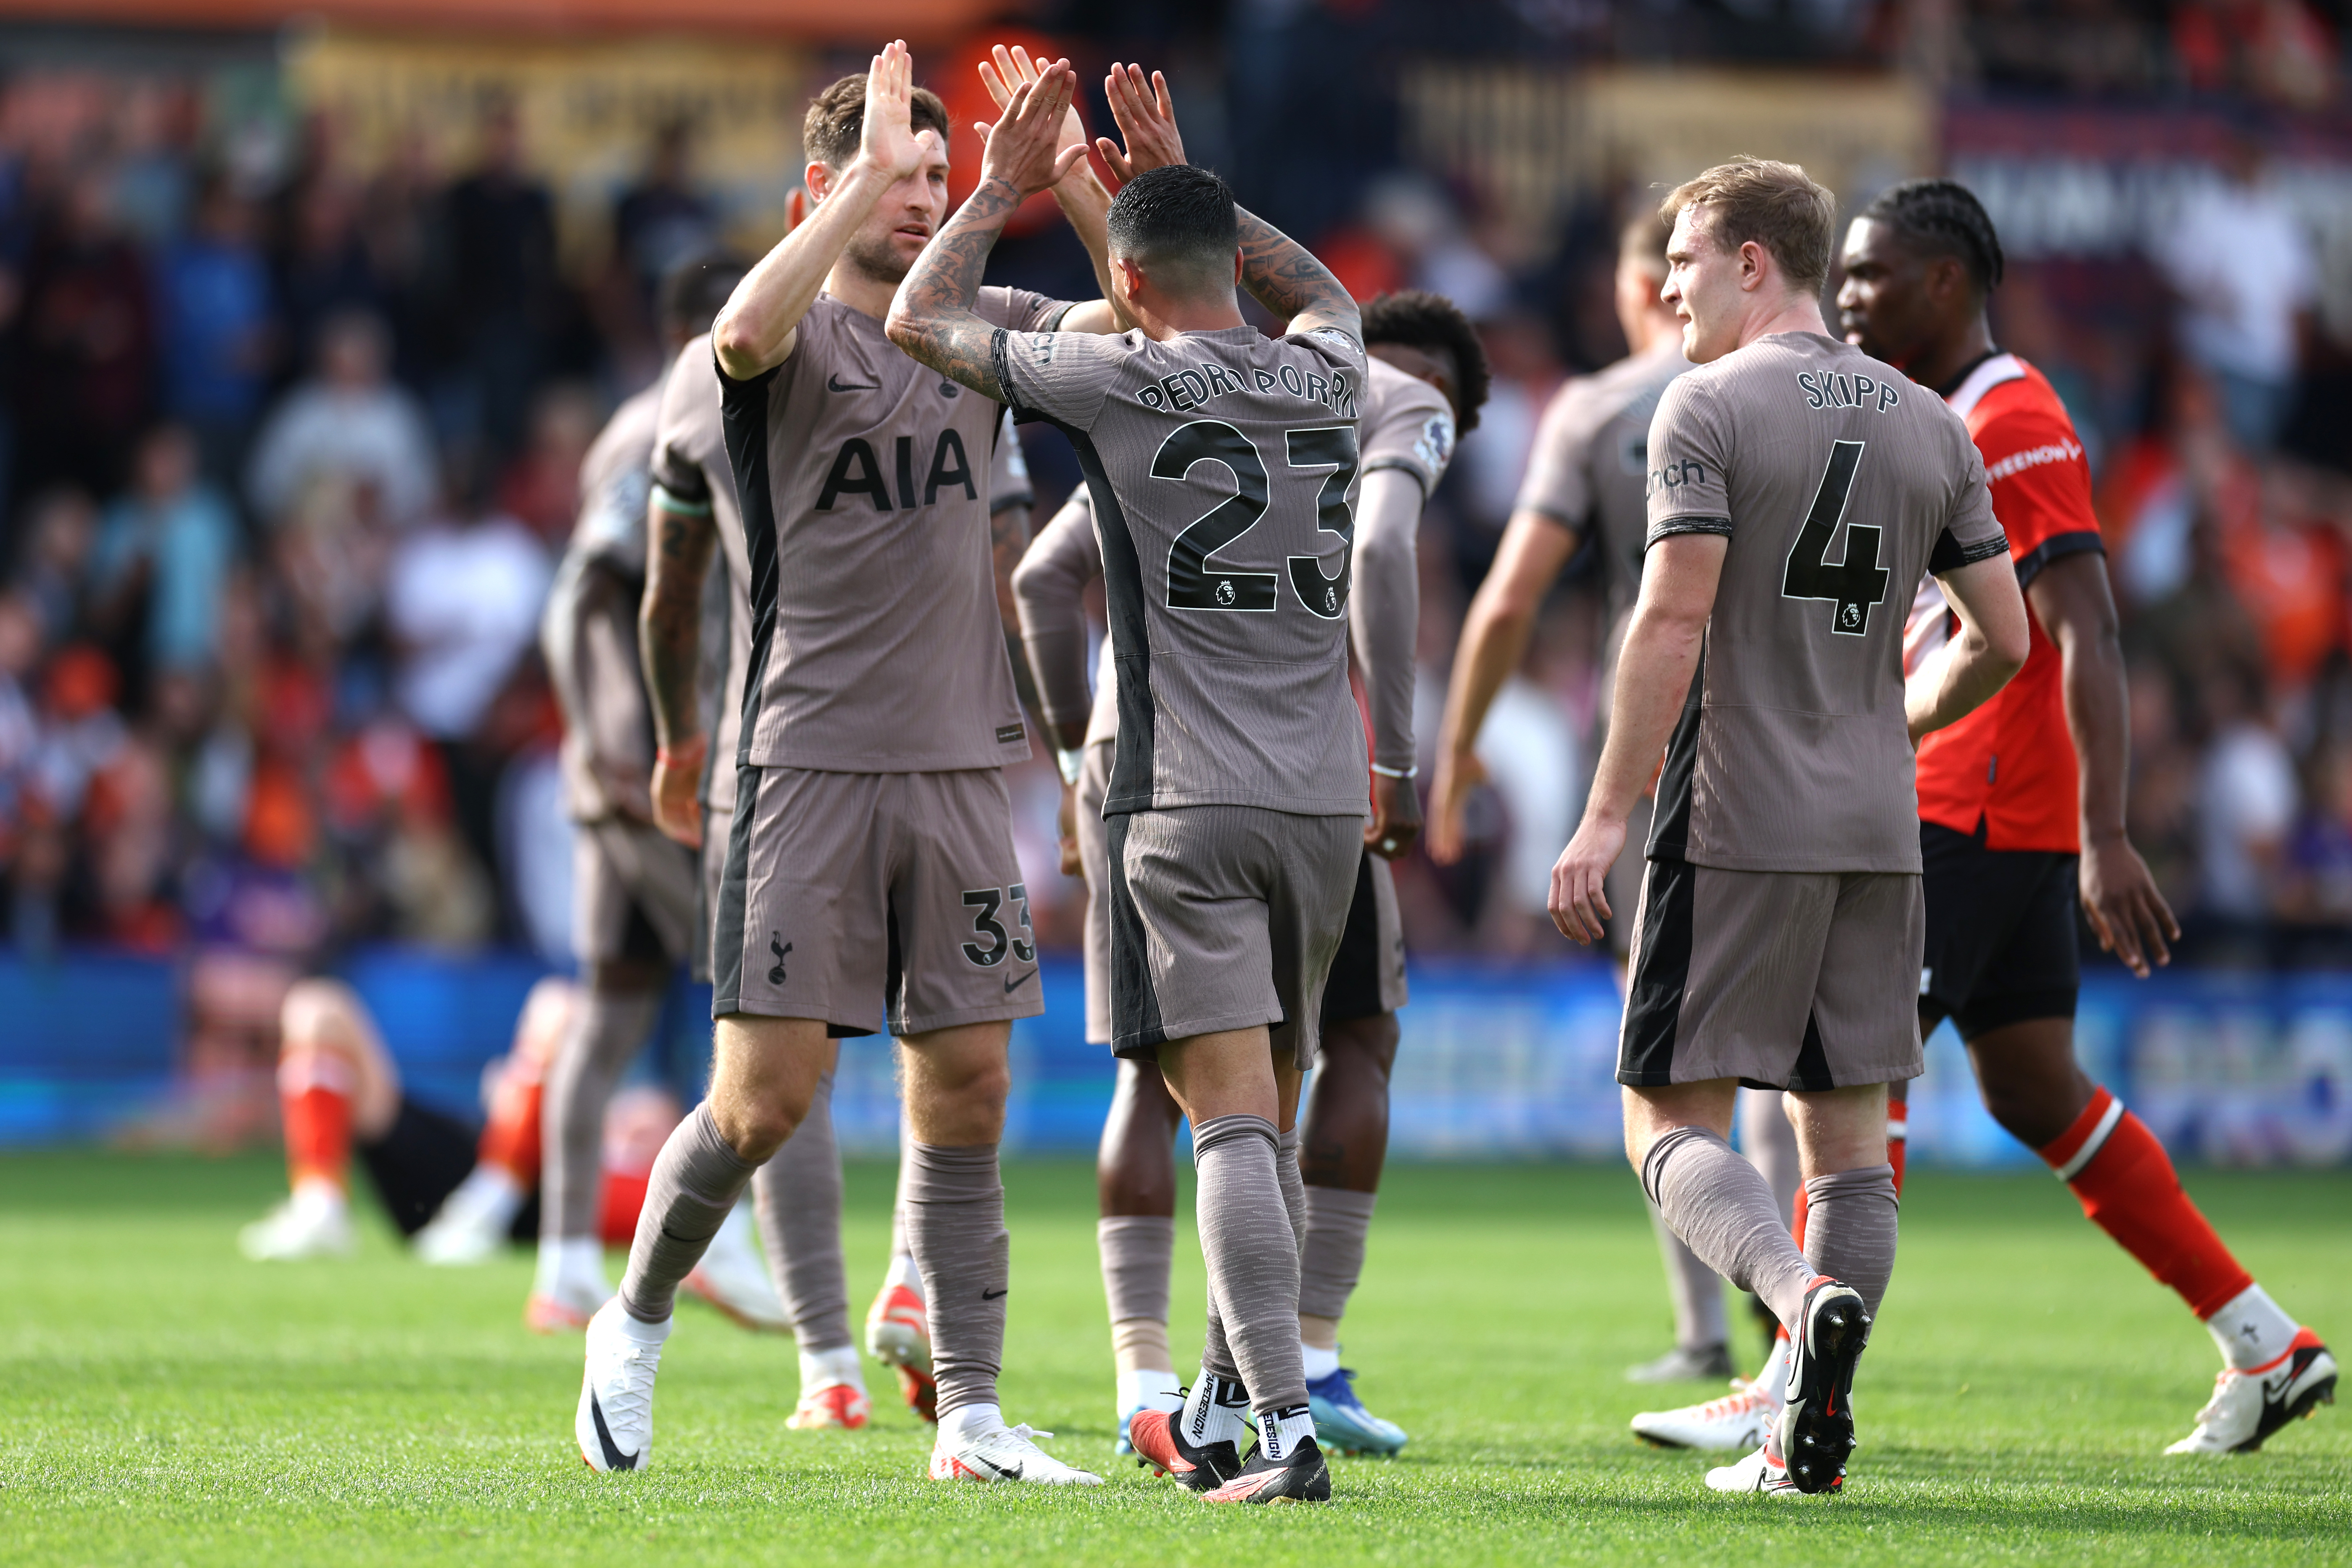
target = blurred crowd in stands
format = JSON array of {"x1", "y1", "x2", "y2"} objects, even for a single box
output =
[{"x1": 0, "y1": 21, "x2": 2349, "y2": 981}]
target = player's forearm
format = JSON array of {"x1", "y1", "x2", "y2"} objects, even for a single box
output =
[
  {"x1": 885, "y1": 177, "x2": 1023, "y2": 399},
  {"x1": 1437, "y1": 589, "x2": 1537, "y2": 773},
  {"x1": 2058, "y1": 616, "x2": 2133, "y2": 844},
  {"x1": 1052, "y1": 169, "x2": 1131, "y2": 333},
  {"x1": 1583, "y1": 602, "x2": 1703, "y2": 826},
  {"x1": 541, "y1": 560, "x2": 594, "y2": 737},
  {"x1": 639, "y1": 501, "x2": 717, "y2": 749},
  {"x1": 1906, "y1": 630, "x2": 2020, "y2": 742},
  {"x1": 1350, "y1": 470, "x2": 1421, "y2": 773},
  {"x1": 1234, "y1": 205, "x2": 1359, "y2": 338},
  {"x1": 712, "y1": 162, "x2": 892, "y2": 380}
]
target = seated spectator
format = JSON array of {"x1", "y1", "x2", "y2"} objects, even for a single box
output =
[
  {"x1": 246, "y1": 310, "x2": 437, "y2": 530},
  {"x1": 88, "y1": 424, "x2": 238, "y2": 677},
  {"x1": 12, "y1": 488, "x2": 98, "y2": 648}
]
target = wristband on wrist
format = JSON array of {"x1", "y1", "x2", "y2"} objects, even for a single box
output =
[
  {"x1": 1370, "y1": 762, "x2": 1419, "y2": 780},
  {"x1": 1054, "y1": 748, "x2": 1084, "y2": 787},
  {"x1": 658, "y1": 737, "x2": 708, "y2": 769}
]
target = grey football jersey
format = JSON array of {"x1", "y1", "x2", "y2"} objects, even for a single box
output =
[
  {"x1": 650, "y1": 336, "x2": 753, "y2": 814},
  {"x1": 1517, "y1": 340, "x2": 1689, "y2": 635},
  {"x1": 720, "y1": 288, "x2": 1058, "y2": 773},
  {"x1": 544, "y1": 378, "x2": 663, "y2": 822},
  {"x1": 1644, "y1": 331, "x2": 2004, "y2": 874},
  {"x1": 997, "y1": 320, "x2": 1369, "y2": 817}
]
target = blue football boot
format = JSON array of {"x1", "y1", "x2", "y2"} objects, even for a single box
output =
[{"x1": 1306, "y1": 1365, "x2": 1408, "y2": 1456}]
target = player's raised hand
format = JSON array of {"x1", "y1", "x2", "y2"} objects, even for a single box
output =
[
  {"x1": 2080, "y1": 834, "x2": 2178, "y2": 978},
  {"x1": 860, "y1": 40, "x2": 933, "y2": 182},
  {"x1": 1548, "y1": 814, "x2": 1624, "y2": 946},
  {"x1": 975, "y1": 58, "x2": 1088, "y2": 198},
  {"x1": 1426, "y1": 748, "x2": 1486, "y2": 864},
  {"x1": 980, "y1": 44, "x2": 1091, "y2": 186},
  {"x1": 1098, "y1": 63, "x2": 1185, "y2": 183}
]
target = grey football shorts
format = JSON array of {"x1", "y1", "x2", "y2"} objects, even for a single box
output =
[
  {"x1": 573, "y1": 818, "x2": 698, "y2": 968},
  {"x1": 1618, "y1": 860, "x2": 1924, "y2": 1091},
  {"x1": 1105, "y1": 803, "x2": 1361, "y2": 1071},
  {"x1": 713, "y1": 765, "x2": 1044, "y2": 1037}
]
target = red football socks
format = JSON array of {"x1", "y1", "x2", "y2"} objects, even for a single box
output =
[
  {"x1": 477, "y1": 1059, "x2": 545, "y2": 1187},
  {"x1": 1887, "y1": 1107, "x2": 1907, "y2": 1198},
  {"x1": 278, "y1": 1053, "x2": 355, "y2": 1190},
  {"x1": 2040, "y1": 1087, "x2": 2252, "y2": 1319}
]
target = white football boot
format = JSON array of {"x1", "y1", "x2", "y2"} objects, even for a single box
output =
[
  {"x1": 413, "y1": 1166, "x2": 523, "y2": 1265},
  {"x1": 1706, "y1": 1441, "x2": 1811, "y2": 1496},
  {"x1": 2167, "y1": 1329, "x2": 2338, "y2": 1454},
  {"x1": 1633, "y1": 1381, "x2": 1782, "y2": 1450},
  {"x1": 577, "y1": 1298, "x2": 670, "y2": 1472},
  {"x1": 238, "y1": 1179, "x2": 354, "y2": 1261},
  {"x1": 681, "y1": 1201, "x2": 790, "y2": 1332},
  {"x1": 930, "y1": 1414, "x2": 1103, "y2": 1485}
]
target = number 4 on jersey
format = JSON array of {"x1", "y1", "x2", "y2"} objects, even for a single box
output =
[{"x1": 1781, "y1": 439, "x2": 1887, "y2": 637}]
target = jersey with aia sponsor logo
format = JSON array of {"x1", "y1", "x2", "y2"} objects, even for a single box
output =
[
  {"x1": 1644, "y1": 331, "x2": 2005, "y2": 874},
  {"x1": 995, "y1": 319, "x2": 1369, "y2": 817},
  {"x1": 718, "y1": 288, "x2": 1057, "y2": 772},
  {"x1": 1903, "y1": 353, "x2": 2104, "y2": 853}
]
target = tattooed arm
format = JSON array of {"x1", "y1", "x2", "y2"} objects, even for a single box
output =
[
  {"x1": 638, "y1": 492, "x2": 718, "y2": 847},
  {"x1": 886, "y1": 62, "x2": 1089, "y2": 393},
  {"x1": 1235, "y1": 205, "x2": 1359, "y2": 342}
]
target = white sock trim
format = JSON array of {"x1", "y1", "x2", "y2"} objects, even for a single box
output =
[
  {"x1": 2051, "y1": 1095, "x2": 2126, "y2": 1182},
  {"x1": 799, "y1": 1343, "x2": 865, "y2": 1393},
  {"x1": 2204, "y1": 1282, "x2": 2300, "y2": 1372},
  {"x1": 939, "y1": 1401, "x2": 1002, "y2": 1441},
  {"x1": 1300, "y1": 1341, "x2": 1341, "y2": 1382}
]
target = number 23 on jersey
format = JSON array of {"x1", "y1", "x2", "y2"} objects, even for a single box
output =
[{"x1": 1152, "y1": 418, "x2": 1359, "y2": 620}]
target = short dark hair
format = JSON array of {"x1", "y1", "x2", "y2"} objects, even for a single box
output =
[
  {"x1": 1106, "y1": 164, "x2": 1239, "y2": 296},
  {"x1": 1858, "y1": 177, "x2": 2006, "y2": 296},
  {"x1": 803, "y1": 73, "x2": 949, "y2": 172},
  {"x1": 1660, "y1": 158, "x2": 1837, "y2": 293},
  {"x1": 658, "y1": 250, "x2": 751, "y2": 338},
  {"x1": 1618, "y1": 210, "x2": 1673, "y2": 281},
  {"x1": 1360, "y1": 289, "x2": 1492, "y2": 435}
]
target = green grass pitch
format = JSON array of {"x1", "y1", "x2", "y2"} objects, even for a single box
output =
[{"x1": 3, "y1": 1152, "x2": 2347, "y2": 1565}]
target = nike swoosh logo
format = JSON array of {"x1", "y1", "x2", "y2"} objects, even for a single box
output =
[
  {"x1": 973, "y1": 1454, "x2": 1024, "y2": 1481},
  {"x1": 1004, "y1": 969, "x2": 1037, "y2": 994},
  {"x1": 588, "y1": 1391, "x2": 640, "y2": 1471},
  {"x1": 827, "y1": 374, "x2": 879, "y2": 392},
  {"x1": 981, "y1": 1288, "x2": 1008, "y2": 1299}
]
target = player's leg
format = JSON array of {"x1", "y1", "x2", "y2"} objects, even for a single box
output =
[
  {"x1": 864, "y1": 1106, "x2": 935, "y2": 1417},
  {"x1": 890, "y1": 768, "x2": 1093, "y2": 1484},
  {"x1": 1122, "y1": 806, "x2": 1353, "y2": 1505},
  {"x1": 752, "y1": 1069, "x2": 868, "y2": 1428},
  {"x1": 1099, "y1": 1057, "x2": 1185, "y2": 1450},
  {"x1": 1966, "y1": 1013, "x2": 2335, "y2": 1450},
  {"x1": 1296, "y1": 849, "x2": 1411, "y2": 1453},
  {"x1": 240, "y1": 978, "x2": 401, "y2": 1260}
]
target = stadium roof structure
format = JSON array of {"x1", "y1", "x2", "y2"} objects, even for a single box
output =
[{"x1": 0, "y1": 0, "x2": 996, "y2": 38}]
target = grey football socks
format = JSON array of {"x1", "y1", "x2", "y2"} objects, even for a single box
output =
[
  {"x1": 1298, "y1": 1186, "x2": 1377, "y2": 1323},
  {"x1": 1192, "y1": 1113, "x2": 1308, "y2": 1417},
  {"x1": 1099, "y1": 1214, "x2": 1176, "y2": 1371},
  {"x1": 751, "y1": 1071, "x2": 852, "y2": 1354},
  {"x1": 1802, "y1": 1162, "x2": 1899, "y2": 1317},
  {"x1": 1647, "y1": 1200, "x2": 1730, "y2": 1352},
  {"x1": 1741, "y1": 1086, "x2": 1805, "y2": 1229},
  {"x1": 619, "y1": 1101, "x2": 756, "y2": 1323},
  {"x1": 1642, "y1": 1125, "x2": 1818, "y2": 1331},
  {"x1": 902, "y1": 1140, "x2": 1007, "y2": 1420},
  {"x1": 540, "y1": 989, "x2": 661, "y2": 1243}
]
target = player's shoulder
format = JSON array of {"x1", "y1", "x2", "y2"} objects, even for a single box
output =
[
  {"x1": 1957, "y1": 355, "x2": 2085, "y2": 462},
  {"x1": 1364, "y1": 354, "x2": 1449, "y2": 426}
]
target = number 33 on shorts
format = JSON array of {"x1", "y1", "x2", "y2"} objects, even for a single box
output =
[{"x1": 961, "y1": 885, "x2": 1036, "y2": 969}]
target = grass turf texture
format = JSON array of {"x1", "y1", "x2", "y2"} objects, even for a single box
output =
[{"x1": 3, "y1": 1154, "x2": 2347, "y2": 1566}]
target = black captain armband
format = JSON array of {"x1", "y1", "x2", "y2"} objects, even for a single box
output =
[{"x1": 1928, "y1": 526, "x2": 2012, "y2": 575}]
